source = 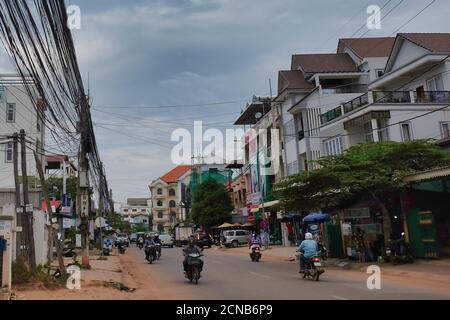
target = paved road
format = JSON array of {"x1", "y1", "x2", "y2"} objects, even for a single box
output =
[{"x1": 124, "y1": 246, "x2": 450, "y2": 300}]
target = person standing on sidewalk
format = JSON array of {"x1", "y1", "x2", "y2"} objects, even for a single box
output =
[{"x1": 353, "y1": 227, "x2": 366, "y2": 263}]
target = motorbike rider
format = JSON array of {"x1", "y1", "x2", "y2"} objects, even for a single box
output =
[
  {"x1": 138, "y1": 235, "x2": 144, "y2": 247},
  {"x1": 249, "y1": 232, "x2": 262, "y2": 249},
  {"x1": 297, "y1": 233, "x2": 318, "y2": 273},
  {"x1": 145, "y1": 235, "x2": 156, "y2": 260},
  {"x1": 183, "y1": 236, "x2": 203, "y2": 273}
]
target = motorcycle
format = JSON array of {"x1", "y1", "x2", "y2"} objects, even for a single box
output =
[
  {"x1": 300, "y1": 252, "x2": 325, "y2": 281},
  {"x1": 155, "y1": 243, "x2": 162, "y2": 260},
  {"x1": 184, "y1": 252, "x2": 203, "y2": 285},
  {"x1": 63, "y1": 247, "x2": 77, "y2": 258},
  {"x1": 118, "y1": 243, "x2": 126, "y2": 254},
  {"x1": 318, "y1": 243, "x2": 328, "y2": 261},
  {"x1": 249, "y1": 245, "x2": 262, "y2": 262},
  {"x1": 138, "y1": 239, "x2": 144, "y2": 250},
  {"x1": 385, "y1": 234, "x2": 414, "y2": 265},
  {"x1": 145, "y1": 244, "x2": 157, "y2": 264}
]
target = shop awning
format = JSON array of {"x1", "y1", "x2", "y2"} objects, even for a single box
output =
[
  {"x1": 404, "y1": 166, "x2": 450, "y2": 183},
  {"x1": 250, "y1": 200, "x2": 280, "y2": 213}
]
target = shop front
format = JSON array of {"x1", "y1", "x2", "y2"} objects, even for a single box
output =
[
  {"x1": 334, "y1": 204, "x2": 385, "y2": 262},
  {"x1": 248, "y1": 200, "x2": 282, "y2": 246},
  {"x1": 403, "y1": 167, "x2": 450, "y2": 258}
]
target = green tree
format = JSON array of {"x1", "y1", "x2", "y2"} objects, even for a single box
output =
[
  {"x1": 189, "y1": 179, "x2": 233, "y2": 229},
  {"x1": 274, "y1": 140, "x2": 450, "y2": 244},
  {"x1": 46, "y1": 176, "x2": 77, "y2": 201}
]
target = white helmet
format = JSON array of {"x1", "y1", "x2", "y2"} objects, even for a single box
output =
[{"x1": 305, "y1": 233, "x2": 313, "y2": 240}]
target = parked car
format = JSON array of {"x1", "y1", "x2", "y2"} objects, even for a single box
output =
[
  {"x1": 130, "y1": 233, "x2": 138, "y2": 243},
  {"x1": 159, "y1": 234, "x2": 174, "y2": 248},
  {"x1": 195, "y1": 232, "x2": 214, "y2": 248},
  {"x1": 115, "y1": 233, "x2": 130, "y2": 247},
  {"x1": 222, "y1": 230, "x2": 252, "y2": 248}
]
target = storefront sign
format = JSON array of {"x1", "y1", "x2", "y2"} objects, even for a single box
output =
[
  {"x1": 341, "y1": 223, "x2": 352, "y2": 236},
  {"x1": 76, "y1": 234, "x2": 82, "y2": 248},
  {"x1": 63, "y1": 218, "x2": 74, "y2": 229}
]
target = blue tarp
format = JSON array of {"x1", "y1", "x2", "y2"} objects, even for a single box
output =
[{"x1": 303, "y1": 212, "x2": 330, "y2": 224}]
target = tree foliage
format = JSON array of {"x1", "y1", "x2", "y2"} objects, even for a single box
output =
[
  {"x1": 46, "y1": 176, "x2": 77, "y2": 201},
  {"x1": 274, "y1": 140, "x2": 450, "y2": 242},
  {"x1": 189, "y1": 179, "x2": 233, "y2": 229}
]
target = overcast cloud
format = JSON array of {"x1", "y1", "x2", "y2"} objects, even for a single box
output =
[{"x1": 1, "y1": 0, "x2": 449, "y2": 208}]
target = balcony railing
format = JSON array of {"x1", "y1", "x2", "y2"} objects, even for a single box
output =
[
  {"x1": 415, "y1": 91, "x2": 450, "y2": 104},
  {"x1": 322, "y1": 84, "x2": 368, "y2": 94},
  {"x1": 320, "y1": 90, "x2": 450, "y2": 125},
  {"x1": 320, "y1": 106, "x2": 343, "y2": 125},
  {"x1": 343, "y1": 93, "x2": 370, "y2": 114},
  {"x1": 373, "y1": 91, "x2": 411, "y2": 103}
]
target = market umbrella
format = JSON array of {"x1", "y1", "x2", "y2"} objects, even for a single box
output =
[
  {"x1": 215, "y1": 223, "x2": 235, "y2": 229},
  {"x1": 233, "y1": 223, "x2": 243, "y2": 228},
  {"x1": 303, "y1": 213, "x2": 330, "y2": 224}
]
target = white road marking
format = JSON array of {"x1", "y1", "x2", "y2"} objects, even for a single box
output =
[{"x1": 249, "y1": 272, "x2": 270, "y2": 279}]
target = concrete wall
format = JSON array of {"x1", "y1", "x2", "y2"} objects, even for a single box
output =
[
  {"x1": 390, "y1": 39, "x2": 429, "y2": 72},
  {"x1": 0, "y1": 82, "x2": 45, "y2": 190}
]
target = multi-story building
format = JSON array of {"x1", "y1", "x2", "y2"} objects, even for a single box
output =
[
  {"x1": 149, "y1": 166, "x2": 191, "y2": 233},
  {"x1": 0, "y1": 75, "x2": 46, "y2": 208},
  {"x1": 120, "y1": 198, "x2": 151, "y2": 228},
  {"x1": 319, "y1": 33, "x2": 450, "y2": 154},
  {"x1": 284, "y1": 37, "x2": 395, "y2": 173}
]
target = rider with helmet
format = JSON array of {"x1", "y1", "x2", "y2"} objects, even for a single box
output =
[
  {"x1": 183, "y1": 236, "x2": 203, "y2": 273},
  {"x1": 297, "y1": 233, "x2": 318, "y2": 273}
]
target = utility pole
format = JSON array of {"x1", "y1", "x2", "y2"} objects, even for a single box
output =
[
  {"x1": 78, "y1": 100, "x2": 91, "y2": 268},
  {"x1": 20, "y1": 129, "x2": 36, "y2": 269},
  {"x1": 97, "y1": 162, "x2": 105, "y2": 253},
  {"x1": 12, "y1": 133, "x2": 22, "y2": 259},
  {"x1": 33, "y1": 151, "x2": 67, "y2": 277}
]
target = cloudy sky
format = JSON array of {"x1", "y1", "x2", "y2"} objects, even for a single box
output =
[{"x1": 2, "y1": 0, "x2": 449, "y2": 208}]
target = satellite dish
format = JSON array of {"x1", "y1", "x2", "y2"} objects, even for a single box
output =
[{"x1": 255, "y1": 112, "x2": 263, "y2": 119}]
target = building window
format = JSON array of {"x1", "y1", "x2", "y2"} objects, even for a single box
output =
[
  {"x1": 169, "y1": 200, "x2": 176, "y2": 208},
  {"x1": 376, "y1": 69, "x2": 384, "y2": 79},
  {"x1": 169, "y1": 189, "x2": 176, "y2": 196},
  {"x1": 157, "y1": 212, "x2": 163, "y2": 219},
  {"x1": 6, "y1": 103, "x2": 15, "y2": 123},
  {"x1": 324, "y1": 137, "x2": 343, "y2": 156},
  {"x1": 441, "y1": 122, "x2": 450, "y2": 139},
  {"x1": 157, "y1": 188, "x2": 163, "y2": 195},
  {"x1": 158, "y1": 224, "x2": 164, "y2": 232},
  {"x1": 426, "y1": 75, "x2": 444, "y2": 91},
  {"x1": 141, "y1": 209, "x2": 146, "y2": 212},
  {"x1": 132, "y1": 209, "x2": 137, "y2": 213},
  {"x1": 377, "y1": 119, "x2": 390, "y2": 142},
  {"x1": 143, "y1": 220, "x2": 148, "y2": 224},
  {"x1": 400, "y1": 123, "x2": 412, "y2": 141},
  {"x1": 123, "y1": 209, "x2": 129, "y2": 213},
  {"x1": 364, "y1": 122, "x2": 374, "y2": 142},
  {"x1": 157, "y1": 200, "x2": 163, "y2": 207},
  {"x1": 5, "y1": 142, "x2": 13, "y2": 163}
]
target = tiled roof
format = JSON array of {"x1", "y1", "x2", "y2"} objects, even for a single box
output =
[
  {"x1": 160, "y1": 165, "x2": 191, "y2": 183},
  {"x1": 291, "y1": 53, "x2": 358, "y2": 74},
  {"x1": 338, "y1": 37, "x2": 395, "y2": 58},
  {"x1": 278, "y1": 70, "x2": 314, "y2": 94},
  {"x1": 399, "y1": 33, "x2": 450, "y2": 53}
]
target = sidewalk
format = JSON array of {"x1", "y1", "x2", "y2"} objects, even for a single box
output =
[
  {"x1": 12, "y1": 249, "x2": 137, "y2": 300},
  {"x1": 215, "y1": 245, "x2": 450, "y2": 285}
]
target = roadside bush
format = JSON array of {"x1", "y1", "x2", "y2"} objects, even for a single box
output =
[{"x1": 11, "y1": 257, "x2": 32, "y2": 285}]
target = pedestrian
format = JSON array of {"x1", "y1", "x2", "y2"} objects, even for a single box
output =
[{"x1": 353, "y1": 227, "x2": 366, "y2": 263}]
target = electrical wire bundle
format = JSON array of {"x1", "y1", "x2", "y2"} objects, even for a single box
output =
[{"x1": 0, "y1": 0, "x2": 112, "y2": 211}]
